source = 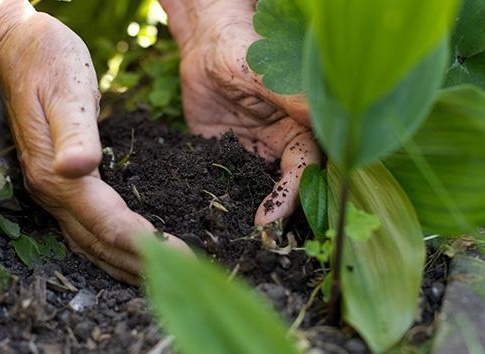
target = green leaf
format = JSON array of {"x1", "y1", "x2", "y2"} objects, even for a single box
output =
[
  {"x1": 384, "y1": 85, "x2": 485, "y2": 234},
  {"x1": 345, "y1": 203, "x2": 381, "y2": 242},
  {"x1": 451, "y1": 0, "x2": 485, "y2": 58},
  {"x1": 304, "y1": 32, "x2": 449, "y2": 170},
  {"x1": 304, "y1": 239, "x2": 321, "y2": 258},
  {"x1": 0, "y1": 215, "x2": 20, "y2": 239},
  {"x1": 446, "y1": 0, "x2": 485, "y2": 88},
  {"x1": 148, "y1": 90, "x2": 172, "y2": 108},
  {"x1": 12, "y1": 235, "x2": 43, "y2": 267},
  {"x1": 327, "y1": 162, "x2": 425, "y2": 353},
  {"x1": 310, "y1": 0, "x2": 459, "y2": 114},
  {"x1": 37, "y1": 234, "x2": 67, "y2": 260},
  {"x1": 0, "y1": 173, "x2": 13, "y2": 202},
  {"x1": 0, "y1": 264, "x2": 10, "y2": 293},
  {"x1": 445, "y1": 52, "x2": 485, "y2": 89},
  {"x1": 247, "y1": 0, "x2": 306, "y2": 95},
  {"x1": 111, "y1": 71, "x2": 141, "y2": 89},
  {"x1": 140, "y1": 238, "x2": 300, "y2": 354},
  {"x1": 299, "y1": 164, "x2": 328, "y2": 240},
  {"x1": 142, "y1": 55, "x2": 180, "y2": 78}
]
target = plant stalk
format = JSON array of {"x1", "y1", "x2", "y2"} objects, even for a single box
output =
[{"x1": 327, "y1": 178, "x2": 350, "y2": 326}]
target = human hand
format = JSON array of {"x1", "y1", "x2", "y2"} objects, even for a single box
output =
[
  {"x1": 161, "y1": 0, "x2": 321, "y2": 226},
  {"x1": 0, "y1": 1, "x2": 189, "y2": 284}
]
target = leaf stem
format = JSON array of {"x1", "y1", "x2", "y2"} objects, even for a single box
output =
[{"x1": 327, "y1": 177, "x2": 350, "y2": 326}]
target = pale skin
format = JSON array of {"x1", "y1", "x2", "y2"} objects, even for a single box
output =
[{"x1": 0, "y1": 0, "x2": 320, "y2": 284}]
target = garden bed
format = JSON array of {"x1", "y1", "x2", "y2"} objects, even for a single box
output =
[{"x1": 0, "y1": 111, "x2": 449, "y2": 354}]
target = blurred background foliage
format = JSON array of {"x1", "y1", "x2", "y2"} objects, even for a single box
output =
[{"x1": 33, "y1": 0, "x2": 184, "y2": 126}]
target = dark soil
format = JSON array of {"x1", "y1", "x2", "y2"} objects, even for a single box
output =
[{"x1": 0, "y1": 110, "x2": 449, "y2": 354}]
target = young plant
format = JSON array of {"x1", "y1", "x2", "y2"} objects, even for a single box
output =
[
  {"x1": 248, "y1": 0, "x2": 485, "y2": 352},
  {"x1": 0, "y1": 168, "x2": 67, "y2": 267}
]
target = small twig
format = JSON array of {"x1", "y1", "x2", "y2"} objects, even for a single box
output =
[
  {"x1": 228, "y1": 263, "x2": 240, "y2": 282},
  {"x1": 146, "y1": 335, "x2": 175, "y2": 354},
  {"x1": 204, "y1": 230, "x2": 219, "y2": 244},
  {"x1": 0, "y1": 145, "x2": 15, "y2": 157},
  {"x1": 128, "y1": 128, "x2": 135, "y2": 156},
  {"x1": 289, "y1": 280, "x2": 324, "y2": 333},
  {"x1": 54, "y1": 271, "x2": 78, "y2": 293},
  {"x1": 131, "y1": 184, "x2": 142, "y2": 202},
  {"x1": 151, "y1": 214, "x2": 166, "y2": 225},
  {"x1": 202, "y1": 190, "x2": 228, "y2": 213},
  {"x1": 212, "y1": 163, "x2": 233, "y2": 177},
  {"x1": 117, "y1": 128, "x2": 136, "y2": 167}
]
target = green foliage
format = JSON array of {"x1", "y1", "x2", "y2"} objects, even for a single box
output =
[
  {"x1": 140, "y1": 238, "x2": 299, "y2": 354},
  {"x1": 385, "y1": 85, "x2": 485, "y2": 234},
  {"x1": 249, "y1": 1, "x2": 484, "y2": 351},
  {"x1": 341, "y1": 203, "x2": 381, "y2": 242},
  {"x1": 12, "y1": 234, "x2": 67, "y2": 267},
  {"x1": 445, "y1": 0, "x2": 485, "y2": 89},
  {"x1": 327, "y1": 162, "x2": 425, "y2": 353},
  {"x1": 446, "y1": 52, "x2": 485, "y2": 89},
  {"x1": 304, "y1": 32, "x2": 449, "y2": 171},
  {"x1": 36, "y1": 0, "x2": 142, "y2": 75},
  {"x1": 247, "y1": 0, "x2": 306, "y2": 95},
  {"x1": 0, "y1": 215, "x2": 20, "y2": 240},
  {"x1": 304, "y1": 238, "x2": 332, "y2": 264},
  {"x1": 0, "y1": 169, "x2": 13, "y2": 202},
  {"x1": 107, "y1": 39, "x2": 183, "y2": 125},
  {"x1": 299, "y1": 164, "x2": 327, "y2": 240},
  {"x1": 307, "y1": 0, "x2": 459, "y2": 115}
]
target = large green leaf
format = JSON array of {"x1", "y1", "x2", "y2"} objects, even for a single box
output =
[
  {"x1": 309, "y1": 0, "x2": 459, "y2": 114},
  {"x1": 384, "y1": 85, "x2": 485, "y2": 234},
  {"x1": 445, "y1": 51, "x2": 485, "y2": 89},
  {"x1": 445, "y1": 0, "x2": 485, "y2": 89},
  {"x1": 451, "y1": 0, "x2": 485, "y2": 58},
  {"x1": 246, "y1": 0, "x2": 306, "y2": 95},
  {"x1": 327, "y1": 162, "x2": 425, "y2": 353},
  {"x1": 304, "y1": 33, "x2": 448, "y2": 170},
  {"x1": 299, "y1": 164, "x2": 327, "y2": 241},
  {"x1": 140, "y1": 239, "x2": 299, "y2": 354}
]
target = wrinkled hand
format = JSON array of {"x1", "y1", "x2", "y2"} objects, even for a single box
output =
[
  {"x1": 163, "y1": 0, "x2": 321, "y2": 225},
  {"x1": 0, "y1": 2, "x2": 188, "y2": 284}
]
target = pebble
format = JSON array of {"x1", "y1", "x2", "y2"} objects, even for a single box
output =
[
  {"x1": 306, "y1": 349, "x2": 326, "y2": 354},
  {"x1": 257, "y1": 283, "x2": 287, "y2": 309},
  {"x1": 73, "y1": 321, "x2": 93, "y2": 341},
  {"x1": 69, "y1": 289, "x2": 97, "y2": 312},
  {"x1": 431, "y1": 282, "x2": 445, "y2": 300},
  {"x1": 345, "y1": 338, "x2": 368, "y2": 353}
]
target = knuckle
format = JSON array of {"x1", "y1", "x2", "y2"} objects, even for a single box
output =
[{"x1": 89, "y1": 241, "x2": 113, "y2": 264}]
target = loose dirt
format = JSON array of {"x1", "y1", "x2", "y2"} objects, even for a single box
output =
[{"x1": 0, "y1": 111, "x2": 448, "y2": 354}]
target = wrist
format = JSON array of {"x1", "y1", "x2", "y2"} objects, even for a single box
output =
[{"x1": 159, "y1": 0, "x2": 216, "y2": 51}]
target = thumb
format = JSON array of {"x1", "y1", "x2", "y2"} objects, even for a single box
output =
[
  {"x1": 255, "y1": 131, "x2": 321, "y2": 225},
  {"x1": 41, "y1": 42, "x2": 102, "y2": 178}
]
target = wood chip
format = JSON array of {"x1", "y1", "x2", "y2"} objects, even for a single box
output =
[
  {"x1": 46, "y1": 279, "x2": 70, "y2": 293},
  {"x1": 54, "y1": 271, "x2": 78, "y2": 293}
]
